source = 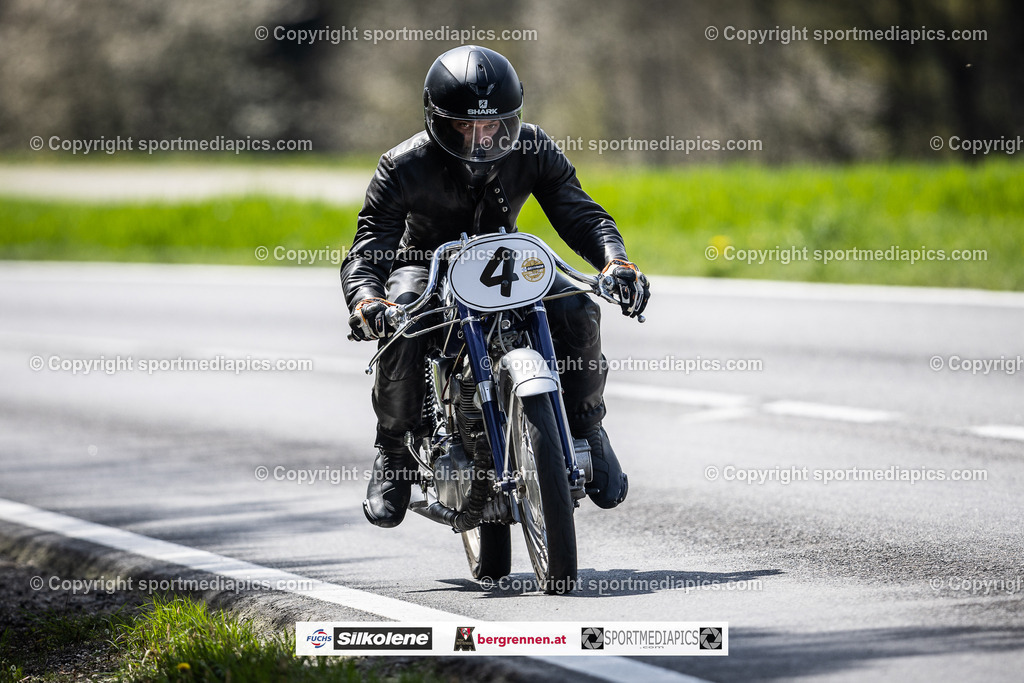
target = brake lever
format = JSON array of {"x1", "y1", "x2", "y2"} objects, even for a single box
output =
[
  {"x1": 347, "y1": 303, "x2": 410, "y2": 345},
  {"x1": 359, "y1": 305, "x2": 414, "y2": 375},
  {"x1": 598, "y1": 275, "x2": 646, "y2": 323}
]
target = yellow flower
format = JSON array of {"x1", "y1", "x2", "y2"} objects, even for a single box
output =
[
  {"x1": 710, "y1": 234, "x2": 731, "y2": 252},
  {"x1": 177, "y1": 662, "x2": 191, "y2": 672}
]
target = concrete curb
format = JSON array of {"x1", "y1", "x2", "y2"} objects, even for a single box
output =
[{"x1": 0, "y1": 517, "x2": 599, "y2": 683}]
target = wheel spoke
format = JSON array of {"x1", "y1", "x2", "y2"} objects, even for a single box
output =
[
  {"x1": 507, "y1": 392, "x2": 577, "y2": 593},
  {"x1": 513, "y1": 397, "x2": 550, "y2": 577},
  {"x1": 463, "y1": 527, "x2": 481, "y2": 558}
]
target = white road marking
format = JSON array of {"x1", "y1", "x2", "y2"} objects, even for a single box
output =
[
  {"x1": 966, "y1": 425, "x2": 1024, "y2": 442},
  {"x1": 0, "y1": 497, "x2": 712, "y2": 683},
  {"x1": 673, "y1": 407, "x2": 758, "y2": 424},
  {"x1": 761, "y1": 400, "x2": 899, "y2": 424},
  {"x1": 0, "y1": 331, "x2": 370, "y2": 376},
  {"x1": 0, "y1": 497, "x2": 457, "y2": 622},
  {"x1": 604, "y1": 383, "x2": 751, "y2": 409},
  {"x1": 651, "y1": 276, "x2": 1024, "y2": 309},
  {"x1": 532, "y1": 656, "x2": 715, "y2": 683},
  {"x1": 7, "y1": 330, "x2": 1022, "y2": 441},
  {"x1": 4, "y1": 261, "x2": 1024, "y2": 309},
  {"x1": 0, "y1": 260, "x2": 335, "y2": 288}
]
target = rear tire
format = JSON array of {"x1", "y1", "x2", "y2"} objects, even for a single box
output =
[
  {"x1": 462, "y1": 523, "x2": 512, "y2": 581},
  {"x1": 509, "y1": 393, "x2": 577, "y2": 594}
]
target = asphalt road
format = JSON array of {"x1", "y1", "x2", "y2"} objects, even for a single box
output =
[{"x1": 1, "y1": 261, "x2": 1022, "y2": 681}]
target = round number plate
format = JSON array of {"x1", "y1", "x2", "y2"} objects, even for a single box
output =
[{"x1": 448, "y1": 233, "x2": 556, "y2": 312}]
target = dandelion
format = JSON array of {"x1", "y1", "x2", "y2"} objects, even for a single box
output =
[{"x1": 710, "y1": 234, "x2": 732, "y2": 252}]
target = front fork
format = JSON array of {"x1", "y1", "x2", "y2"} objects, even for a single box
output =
[{"x1": 458, "y1": 302, "x2": 583, "y2": 497}]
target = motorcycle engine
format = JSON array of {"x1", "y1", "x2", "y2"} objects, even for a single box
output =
[
  {"x1": 425, "y1": 349, "x2": 498, "y2": 513},
  {"x1": 432, "y1": 440, "x2": 475, "y2": 511}
]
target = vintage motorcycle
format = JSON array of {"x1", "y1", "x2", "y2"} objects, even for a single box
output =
[{"x1": 358, "y1": 230, "x2": 643, "y2": 594}]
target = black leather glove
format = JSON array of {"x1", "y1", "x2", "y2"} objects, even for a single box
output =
[
  {"x1": 348, "y1": 297, "x2": 398, "y2": 341},
  {"x1": 600, "y1": 259, "x2": 650, "y2": 318}
]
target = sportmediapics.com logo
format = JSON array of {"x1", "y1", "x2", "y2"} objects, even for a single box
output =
[
  {"x1": 582, "y1": 626, "x2": 723, "y2": 650},
  {"x1": 581, "y1": 627, "x2": 604, "y2": 650},
  {"x1": 699, "y1": 627, "x2": 723, "y2": 650}
]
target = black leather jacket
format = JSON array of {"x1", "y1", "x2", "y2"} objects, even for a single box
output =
[{"x1": 341, "y1": 124, "x2": 628, "y2": 310}]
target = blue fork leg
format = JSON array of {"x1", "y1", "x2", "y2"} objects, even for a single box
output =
[
  {"x1": 460, "y1": 302, "x2": 580, "y2": 490},
  {"x1": 524, "y1": 302, "x2": 581, "y2": 485},
  {"x1": 458, "y1": 304, "x2": 507, "y2": 476}
]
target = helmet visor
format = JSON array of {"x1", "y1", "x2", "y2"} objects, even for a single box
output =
[{"x1": 427, "y1": 110, "x2": 522, "y2": 163}]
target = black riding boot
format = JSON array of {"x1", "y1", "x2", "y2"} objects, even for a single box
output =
[
  {"x1": 363, "y1": 447, "x2": 416, "y2": 528},
  {"x1": 579, "y1": 424, "x2": 629, "y2": 509}
]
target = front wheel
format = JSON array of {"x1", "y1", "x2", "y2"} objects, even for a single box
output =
[
  {"x1": 462, "y1": 523, "x2": 511, "y2": 581},
  {"x1": 509, "y1": 393, "x2": 577, "y2": 594}
]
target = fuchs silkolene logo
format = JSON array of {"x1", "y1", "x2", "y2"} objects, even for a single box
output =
[
  {"x1": 454, "y1": 626, "x2": 476, "y2": 652},
  {"x1": 306, "y1": 628, "x2": 332, "y2": 649},
  {"x1": 332, "y1": 626, "x2": 432, "y2": 651}
]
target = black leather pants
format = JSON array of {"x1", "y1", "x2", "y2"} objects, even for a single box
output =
[{"x1": 372, "y1": 265, "x2": 607, "y2": 453}]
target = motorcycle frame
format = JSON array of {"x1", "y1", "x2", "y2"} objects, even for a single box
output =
[
  {"x1": 456, "y1": 300, "x2": 582, "y2": 501},
  {"x1": 361, "y1": 232, "x2": 640, "y2": 529}
]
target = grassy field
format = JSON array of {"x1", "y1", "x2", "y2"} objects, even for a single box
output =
[
  {"x1": 1, "y1": 161, "x2": 1021, "y2": 290},
  {"x1": 0, "y1": 590, "x2": 439, "y2": 682}
]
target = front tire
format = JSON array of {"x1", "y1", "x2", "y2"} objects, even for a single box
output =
[
  {"x1": 509, "y1": 393, "x2": 577, "y2": 594},
  {"x1": 462, "y1": 523, "x2": 511, "y2": 581}
]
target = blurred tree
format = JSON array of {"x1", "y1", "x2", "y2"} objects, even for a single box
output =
[
  {"x1": 775, "y1": 0, "x2": 1024, "y2": 158},
  {"x1": 0, "y1": 0, "x2": 1018, "y2": 162}
]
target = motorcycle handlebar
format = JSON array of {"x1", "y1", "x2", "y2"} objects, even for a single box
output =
[{"x1": 351, "y1": 235, "x2": 644, "y2": 345}]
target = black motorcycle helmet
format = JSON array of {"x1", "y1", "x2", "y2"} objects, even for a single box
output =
[{"x1": 423, "y1": 45, "x2": 524, "y2": 190}]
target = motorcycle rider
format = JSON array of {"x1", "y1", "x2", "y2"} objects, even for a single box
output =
[{"x1": 342, "y1": 45, "x2": 650, "y2": 528}]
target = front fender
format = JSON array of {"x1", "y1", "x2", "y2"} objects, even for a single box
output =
[{"x1": 498, "y1": 348, "x2": 559, "y2": 398}]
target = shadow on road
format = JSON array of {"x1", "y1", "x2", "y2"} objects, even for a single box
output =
[
  {"x1": 658, "y1": 625, "x2": 1024, "y2": 682},
  {"x1": 431, "y1": 568, "x2": 783, "y2": 598}
]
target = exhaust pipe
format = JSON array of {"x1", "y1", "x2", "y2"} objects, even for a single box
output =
[{"x1": 409, "y1": 491, "x2": 479, "y2": 532}]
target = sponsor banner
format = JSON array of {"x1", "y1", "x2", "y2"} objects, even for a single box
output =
[{"x1": 296, "y1": 621, "x2": 728, "y2": 656}]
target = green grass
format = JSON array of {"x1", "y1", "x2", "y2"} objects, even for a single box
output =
[
  {"x1": 0, "y1": 593, "x2": 440, "y2": 682},
  {"x1": 112, "y1": 594, "x2": 363, "y2": 682},
  {"x1": 0, "y1": 197, "x2": 358, "y2": 265},
  {"x1": 525, "y1": 161, "x2": 1024, "y2": 289},
  {"x1": 2, "y1": 161, "x2": 1022, "y2": 289}
]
